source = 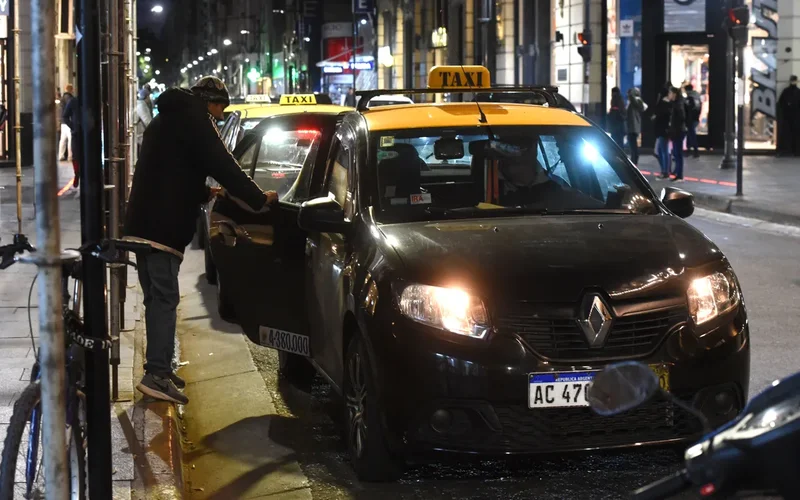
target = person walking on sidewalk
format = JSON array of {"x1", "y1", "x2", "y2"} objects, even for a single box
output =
[
  {"x1": 668, "y1": 86, "x2": 687, "y2": 181},
  {"x1": 62, "y1": 87, "x2": 82, "y2": 188},
  {"x1": 58, "y1": 84, "x2": 75, "y2": 161},
  {"x1": 125, "y1": 76, "x2": 277, "y2": 405},
  {"x1": 626, "y1": 87, "x2": 646, "y2": 166},
  {"x1": 684, "y1": 84, "x2": 701, "y2": 158},
  {"x1": 607, "y1": 87, "x2": 626, "y2": 150},
  {"x1": 777, "y1": 76, "x2": 800, "y2": 157},
  {"x1": 136, "y1": 85, "x2": 154, "y2": 154},
  {"x1": 653, "y1": 88, "x2": 672, "y2": 178}
]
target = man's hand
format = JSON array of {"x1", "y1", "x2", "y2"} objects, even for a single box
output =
[
  {"x1": 209, "y1": 186, "x2": 223, "y2": 201},
  {"x1": 265, "y1": 190, "x2": 278, "y2": 205}
]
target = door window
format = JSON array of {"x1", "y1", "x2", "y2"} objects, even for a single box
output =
[
  {"x1": 237, "y1": 142, "x2": 257, "y2": 172},
  {"x1": 327, "y1": 137, "x2": 355, "y2": 219},
  {"x1": 252, "y1": 128, "x2": 323, "y2": 202}
]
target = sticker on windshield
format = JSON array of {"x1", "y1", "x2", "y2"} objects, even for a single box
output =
[
  {"x1": 410, "y1": 193, "x2": 432, "y2": 205},
  {"x1": 385, "y1": 185, "x2": 396, "y2": 197},
  {"x1": 390, "y1": 197, "x2": 407, "y2": 205},
  {"x1": 380, "y1": 136, "x2": 395, "y2": 147}
]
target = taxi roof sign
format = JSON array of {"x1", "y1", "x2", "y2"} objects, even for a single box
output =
[
  {"x1": 245, "y1": 94, "x2": 272, "y2": 103},
  {"x1": 279, "y1": 94, "x2": 317, "y2": 105},
  {"x1": 428, "y1": 65, "x2": 490, "y2": 90}
]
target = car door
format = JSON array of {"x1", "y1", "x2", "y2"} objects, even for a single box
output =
[
  {"x1": 208, "y1": 113, "x2": 340, "y2": 357},
  {"x1": 304, "y1": 124, "x2": 358, "y2": 384}
]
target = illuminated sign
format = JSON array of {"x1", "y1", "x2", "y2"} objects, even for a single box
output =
[
  {"x1": 428, "y1": 65, "x2": 491, "y2": 89},
  {"x1": 279, "y1": 94, "x2": 318, "y2": 105}
]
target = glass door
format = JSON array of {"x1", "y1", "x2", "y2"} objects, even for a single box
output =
[{"x1": 669, "y1": 44, "x2": 710, "y2": 135}]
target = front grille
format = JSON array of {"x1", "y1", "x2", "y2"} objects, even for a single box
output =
[
  {"x1": 498, "y1": 306, "x2": 687, "y2": 361},
  {"x1": 411, "y1": 394, "x2": 703, "y2": 453}
]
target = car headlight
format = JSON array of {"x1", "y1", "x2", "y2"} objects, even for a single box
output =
[
  {"x1": 398, "y1": 284, "x2": 490, "y2": 338},
  {"x1": 687, "y1": 270, "x2": 741, "y2": 325}
]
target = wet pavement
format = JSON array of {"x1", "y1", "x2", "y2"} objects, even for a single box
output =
[{"x1": 243, "y1": 210, "x2": 797, "y2": 499}]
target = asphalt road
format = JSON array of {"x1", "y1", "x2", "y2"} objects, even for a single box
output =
[{"x1": 247, "y1": 209, "x2": 799, "y2": 500}]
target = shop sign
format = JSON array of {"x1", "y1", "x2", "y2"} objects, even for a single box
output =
[
  {"x1": 0, "y1": 0, "x2": 8, "y2": 16},
  {"x1": 750, "y1": 0, "x2": 778, "y2": 133},
  {"x1": 619, "y1": 19, "x2": 634, "y2": 37},
  {"x1": 353, "y1": 0, "x2": 373, "y2": 14},
  {"x1": 664, "y1": 0, "x2": 706, "y2": 33},
  {"x1": 322, "y1": 23, "x2": 352, "y2": 40}
]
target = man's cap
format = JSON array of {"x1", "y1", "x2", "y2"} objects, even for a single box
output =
[{"x1": 191, "y1": 76, "x2": 231, "y2": 107}]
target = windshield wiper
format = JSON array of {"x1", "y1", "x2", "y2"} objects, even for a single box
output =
[{"x1": 424, "y1": 206, "x2": 635, "y2": 217}]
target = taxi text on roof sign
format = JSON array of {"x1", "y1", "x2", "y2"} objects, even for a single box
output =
[
  {"x1": 280, "y1": 94, "x2": 317, "y2": 105},
  {"x1": 428, "y1": 65, "x2": 491, "y2": 90},
  {"x1": 245, "y1": 94, "x2": 272, "y2": 103}
]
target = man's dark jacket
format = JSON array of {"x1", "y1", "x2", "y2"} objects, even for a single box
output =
[{"x1": 124, "y1": 88, "x2": 267, "y2": 256}]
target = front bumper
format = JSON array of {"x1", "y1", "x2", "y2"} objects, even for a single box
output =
[{"x1": 370, "y1": 306, "x2": 750, "y2": 455}]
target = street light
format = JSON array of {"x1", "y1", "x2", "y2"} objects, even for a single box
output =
[
  {"x1": 145, "y1": 48, "x2": 151, "y2": 53},
  {"x1": 144, "y1": 56, "x2": 151, "y2": 62},
  {"x1": 207, "y1": 51, "x2": 212, "y2": 56},
  {"x1": 360, "y1": 18, "x2": 367, "y2": 25},
  {"x1": 223, "y1": 39, "x2": 232, "y2": 46},
  {"x1": 155, "y1": 70, "x2": 161, "y2": 75},
  {"x1": 187, "y1": 62, "x2": 193, "y2": 68},
  {"x1": 240, "y1": 30, "x2": 250, "y2": 35},
  {"x1": 151, "y1": 4, "x2": 163, "y2": 13},
  {"x1": 304, "y1": 37, "x2": 311, "y2": 42},
  {"x1": 193, "y1": 60, "x2": 198, "y2": 65},
  {"x1": 198, "y1": 56, "x2": 204, "y2": 61},
  {"x1": 211, "y1": 48, "x2": 219, "y2": 54}
]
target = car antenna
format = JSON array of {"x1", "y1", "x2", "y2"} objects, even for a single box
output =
[{"x1": 460, "y1": 64, "x2": 489, "y2": 125}]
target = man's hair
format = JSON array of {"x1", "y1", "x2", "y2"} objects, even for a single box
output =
[
  {"x1": 65, "y1": 84, "x2": 74, "y2": 92},
  {"x1": 791, "y1": 75, "x2": 798, "y2": 83},
  {"x1": 685, "y1": 84, "x2": 693, "y2": 91}
]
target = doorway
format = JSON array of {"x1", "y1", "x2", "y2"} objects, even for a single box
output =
[{"x1": 669, "y1": 44, "x2": 710, "y2": 135}]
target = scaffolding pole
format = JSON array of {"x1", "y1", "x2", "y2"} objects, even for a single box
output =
[
  {"x1": 31, "y1": 0, "x2": 69, "y2": 497},
  {"x1": 12, "y1": 0, "x2": 22, "y2": 233},
  {"x1": 106, "y1": 0, "x2": 123, "y2": 402}
]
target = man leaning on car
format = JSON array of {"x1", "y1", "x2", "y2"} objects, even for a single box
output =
[{"x1": 124, "y1": 76, "x2": 278, "y2": 405}]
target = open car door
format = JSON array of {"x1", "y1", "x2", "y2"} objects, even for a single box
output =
[{"x1": 207, "y1": 112, "x2": 341, "y2": 358}]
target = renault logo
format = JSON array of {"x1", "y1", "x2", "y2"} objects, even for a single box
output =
[{"x1": 577, "y1": 294, "x2": 613, "y2": 348}]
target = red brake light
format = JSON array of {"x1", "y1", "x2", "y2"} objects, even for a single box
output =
[
  {"x1": 295, "y1": 129, "x2": 321, "y2": 137},
  {"x1": 700, "y1": 483, "x2": 716, "y2": 496}
]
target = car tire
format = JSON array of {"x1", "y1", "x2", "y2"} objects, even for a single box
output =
[
  {"x1": 278, "y1": 351, "x2": 316, "y2": 386},
  {"x1": 204, "y1": 245, "x2": 217, "y2": 285},
  {"x1": 343, "y1": 334, "x2": 404, "y2": 482},
  {"x1": 216, "y1": 271, "x2": 236, "y2": 322}
]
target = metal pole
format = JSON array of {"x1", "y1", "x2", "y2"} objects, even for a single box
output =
[
  {"x1": 106, "y1": 0, "x2": 122, "y2": 402},
  {"x1": 720, "y1": 33, "x2": 736, "y2": 169},
  {"x1": 129, "y1": 0, "x2": 137, "y2": 171},
  {"x1": 78, "y1": 0, "x2": 114, "y2": 494},
  {"x1": 118, "y1": 0, "x2": 129, "y2": 333},
  {"x1": 13, "y1": 0, "x2": 22, "y2": 234},
  {"x1": 352, "y1": 10, "x2": 357, "y2": 91},
  {"x1": 31, "y1": 0, "x2": 69, "y2": 497},
  {"x1": 736, "y1": 42, "x2": 744, "y2": 196}
]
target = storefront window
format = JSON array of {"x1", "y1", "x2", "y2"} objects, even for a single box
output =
[
  {"x1": 670, "y1": 45, "x2": 710, "y2": 135},
  {"x1": 743, "y1": 0, "x2": 778, "y2": 149},
  {"x1": 606, "y1": 0, "x2": 618, "y2": 109},
  {"x1": 495, "y1": 1, "x2": 504, "y2": 47}
]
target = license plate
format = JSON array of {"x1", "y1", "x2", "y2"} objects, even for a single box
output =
[
  {"x1": 529, "y1": 371, "x2": 594, "y2": 408},
  {"x1": 258, "y1": 326, "x2": 311, "y2": 357},
  {"x1": 528, "y1": 365, "x2": 671, "y2": 409}
]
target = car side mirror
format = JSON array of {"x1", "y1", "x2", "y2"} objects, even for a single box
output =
[
  {"x1": 298, "y1": 196, "x2": 351, "y2": 234},
  {"x1": 660, "y1": 187, "x2": 694, "y2": 218}
]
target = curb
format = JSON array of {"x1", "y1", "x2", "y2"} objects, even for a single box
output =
[
  {"x1": 131, "y1": 285, "x2": 185, "y2": 500},
  {"x1": 689, "y1": 191, "x2": 800, "y2": 227}
]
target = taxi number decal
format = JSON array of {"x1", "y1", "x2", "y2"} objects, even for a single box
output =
[
  {"x1": 258, "y1": 326, "x2": 311, "y2": 357},
  {"x1": 280, "y1": 94, "x2": 316, "y2": 105},
  {"x1": 410, "y1": 193, "x2": 432, "y2": 205}
]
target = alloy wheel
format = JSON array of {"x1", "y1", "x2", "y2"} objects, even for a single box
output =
[{"x1": 346, "y1": 350, "x2": 368, "y2": 458}]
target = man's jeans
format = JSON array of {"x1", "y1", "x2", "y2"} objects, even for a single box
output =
[
  {"x1": 137, "y1": 250, "x2": 181, "y2": 377},
  {"x1": 655, "y1": 136, "x2": 671, "y2": 176},
  {"x1": 686, "y1": 121, "x2": 699, "y2": 154},
  {"x1": 671, "y1": 134, "x2": 686, "y2": 179}
]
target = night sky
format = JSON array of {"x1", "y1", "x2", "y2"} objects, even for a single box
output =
[{"x1": 138, "y1": 0, "x2": 172, "y2": 38}]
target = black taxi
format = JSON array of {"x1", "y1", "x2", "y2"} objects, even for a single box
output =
[{"x1": 207, "y1": 66, "x2": 750, "y2": 481}]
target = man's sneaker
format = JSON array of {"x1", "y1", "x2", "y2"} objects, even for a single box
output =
[
  {"x1": 136, "y1": 373, "x2": 189, "y2": 405},
  {"x1": 169, "y1": 372, "x2": 186, "y2": 389}
]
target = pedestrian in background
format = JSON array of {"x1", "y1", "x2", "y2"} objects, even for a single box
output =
[
  {"x1": 684, "y1": 84, "x2": 701, "y2": 158},
  {"x1": 607, "y1": 87, "x2": 626, "y2": 150},
  {"x1": 668, "y1": 86, "x2": 687, "y2": 181},
  {"x1": 62, "y1": 88, "x2": 81, "y2": 188},
  {"x1": 625, "y1": 87, "x2": 646, "y2": 166},
  {"x1": 653, "y1": 87, "x2": 672, "y2": 178},
  {"x1": 125, "y1": 76, "x2": 276, "y2": 405},
  {"x1": 58, "y1": 84, "x2": 75, "y2": 162},
  {"x1": 777, "y1": 75, "x2": 800, "y2": 157},
  {"x1": 136, "y1": 85, "x2": 154, "y2": 154},
  {"x1": 344, "y1": 86, "x2": 356, "y2": 107}
]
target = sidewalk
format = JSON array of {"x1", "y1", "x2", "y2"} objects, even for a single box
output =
[
  {"x1": 635, "y1": 154, "x2": 800, "y2": 226},
  {"x1": 0, "y1": 163, "x2": 178, "y2": 499}
]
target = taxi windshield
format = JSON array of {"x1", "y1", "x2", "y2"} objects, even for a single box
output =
[{"x1": 371, "y1": 125, "x2": 657, "y2": 222}]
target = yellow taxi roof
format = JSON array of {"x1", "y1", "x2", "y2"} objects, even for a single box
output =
[
  {"x1": 241, "y1": 104, "x2": 350, "y2": 120},
  {"x1": 361, "y1": 102, "x2": 589, "y2": 132},
  {"x1": 224, "y1": 103, "x2": 267, "y2": 113}
]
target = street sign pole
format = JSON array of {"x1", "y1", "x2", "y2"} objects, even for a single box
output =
[{"x1": 736, "y1": 42, "x2": 744, "y2": 196}]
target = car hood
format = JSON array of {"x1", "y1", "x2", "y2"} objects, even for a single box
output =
[{"x1": 377, "y1": 214, "x2": 723, "y2": 304}]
